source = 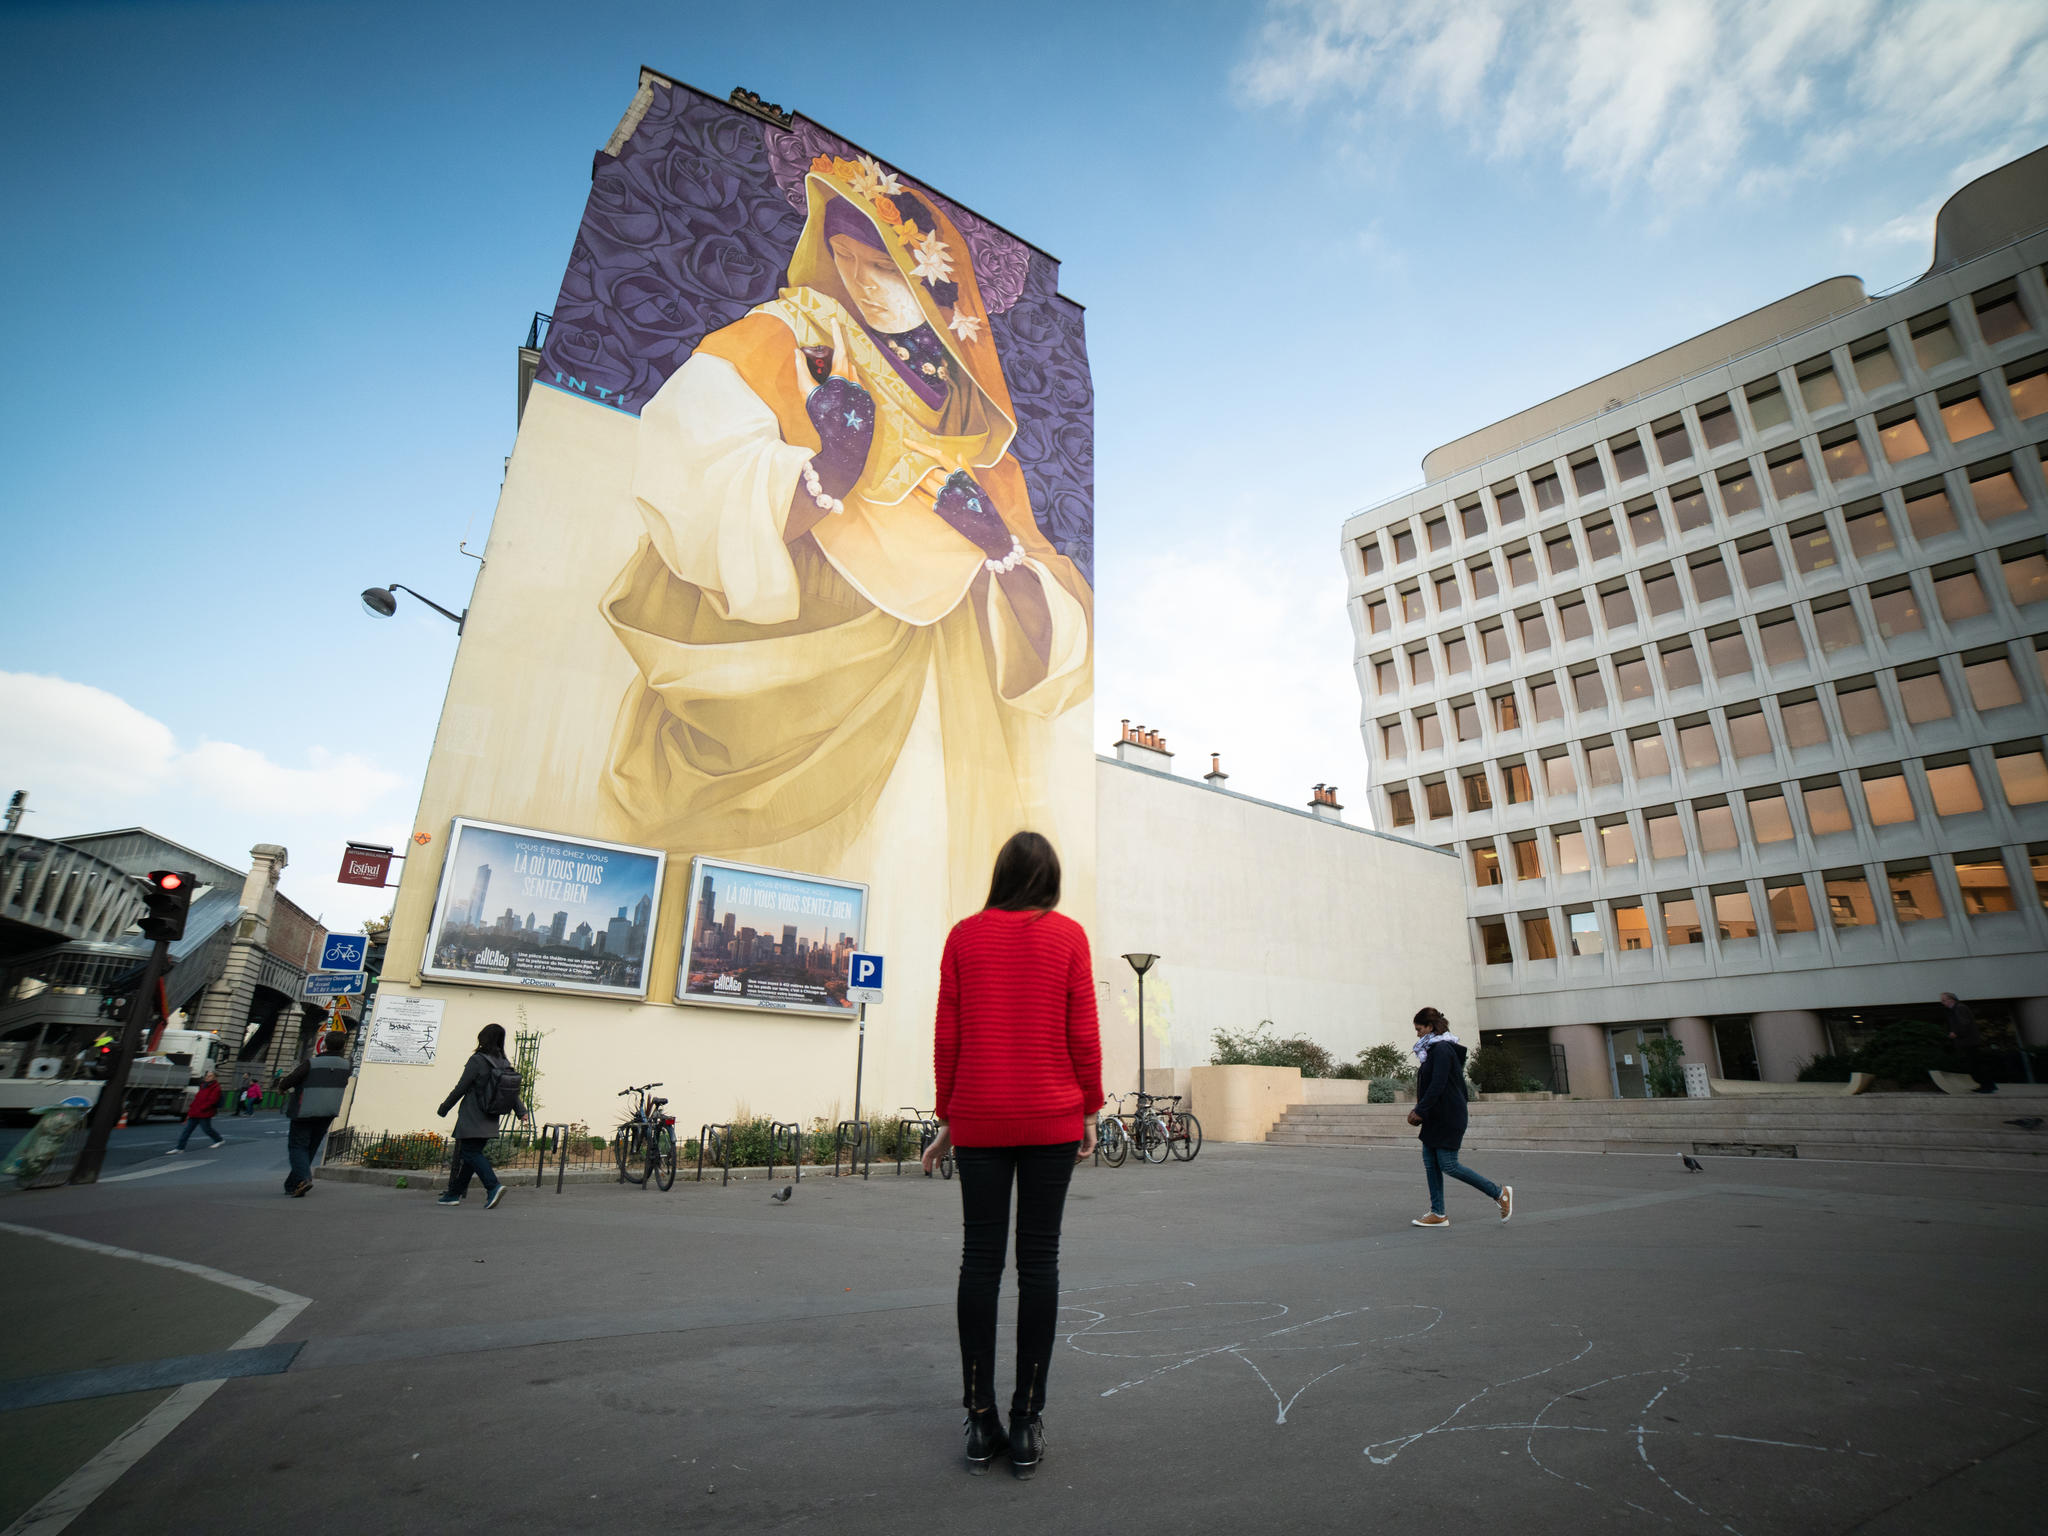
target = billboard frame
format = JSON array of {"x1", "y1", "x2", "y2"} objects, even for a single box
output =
[{"x1": 673, "y1": 855, "x2": 868, "y2": 1019}]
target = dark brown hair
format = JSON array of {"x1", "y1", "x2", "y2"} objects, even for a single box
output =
[
  {"x1": 1412, "y1": 1007, "x2": 1449, "y2": 1031},
  {"x1": 985, "y1": 831, "x2": 1061, "y2": 913},
  {"x1": 477, "y1": 1023, "x2": 507, "y2": 1056}
]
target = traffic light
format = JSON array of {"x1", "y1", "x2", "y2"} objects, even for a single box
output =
[{"x1": 138, "y1": 870, "x2": 195, "y2": 942}]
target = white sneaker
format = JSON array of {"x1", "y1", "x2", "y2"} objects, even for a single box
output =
[{"x1": 164, "y1": 1148, "x2": 182, "y2": 1156}]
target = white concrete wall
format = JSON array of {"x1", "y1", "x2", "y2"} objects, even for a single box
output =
[{"x1": 1093, "y1": 758, "x2": 1475, "y2": 1098}]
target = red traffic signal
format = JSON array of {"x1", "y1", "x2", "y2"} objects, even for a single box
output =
[{"x1": 138, "y1": 869, "x2": 196, "y2": 942}]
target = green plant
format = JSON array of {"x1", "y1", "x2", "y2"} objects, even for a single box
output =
[
  {"x1": 394, "y1": 1175, "x2": 409, "y2": 1189},
  {"x1": 1640, "y1": 1036, "x2": 1687, "y2": 1098},
  {"x1": 359, "y1": 1132, "x2": 448, "y2": 1170},
  {"x1": 1366, "y1": 1077, "x2": 1400, "y2": 1104},
  {"x1": 1850, "y1": 1020, "x2": 1948, "y2": 1084},
  {"x1": 1209, "y1": 1021, "x2": 1335, "y2": 1077},
  {"x1": 1356, "y1": 1043, "x2": 1413, "y2": 1081},
  {"x1": 1471, "y1": 1046, "x2": 1530, "y2": 1095},
  {"x1": 1797, "y1": 1053, "x2": 1855, "y2": 1083}
]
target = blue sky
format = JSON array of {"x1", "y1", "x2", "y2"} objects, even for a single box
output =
[{"x1": 3, "y1": 0, "x2": 2043, "y2": 931}]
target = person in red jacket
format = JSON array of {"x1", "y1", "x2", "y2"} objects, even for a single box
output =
[
  {"x1": 921, "y1": 831, "x2": 1103, "y2": 1480},
  {"x1": 167, "y1": 1069, "x2": 225, "y2": 1152}
]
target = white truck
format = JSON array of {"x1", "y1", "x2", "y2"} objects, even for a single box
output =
[{"x1": 0, "y1": 1028, "x2": 232, "y2": 1123}]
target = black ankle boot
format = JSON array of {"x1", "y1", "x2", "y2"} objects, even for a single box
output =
[
  {"x1": 963, "y1": 1408, "x2": 1008, "y2": 1474},
  {"x1": 1008, "y1": 1410, "x2": 1044, "y2": 1479}
]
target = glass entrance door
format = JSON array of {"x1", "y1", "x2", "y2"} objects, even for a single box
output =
[{"x1": 1608, "y1": 1024, "x2": 1667, "y2": 1098}]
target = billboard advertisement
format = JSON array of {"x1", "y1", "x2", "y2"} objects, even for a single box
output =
[
  {"x1": 675, "y1": 856, "x2": 867, "y2": 1017},
  {"x1": 421, "y1": 818, "x2": 665, "y2": 998}
]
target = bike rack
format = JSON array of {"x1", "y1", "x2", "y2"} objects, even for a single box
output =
[
  {"x1": 534, "y1": 1123, "x2": 575, "y2": 1193},
  {"x1": 767, "y1": 1120, "x2": 804, "y2": 1183},
  {"x1": 697, "y1": 1122, "x2": 732, "y2": 1186},
  {"x1": 833, "y1": 1118, "x2": 869, "y2": 1179}
]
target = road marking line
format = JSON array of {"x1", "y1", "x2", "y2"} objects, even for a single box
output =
[
  {"x1": 99, "y1": 1161, "x2": 208, "y2": 1184},
  {"x1": 0, "y1": 1223, "x2": 310, "y2": 1536}
]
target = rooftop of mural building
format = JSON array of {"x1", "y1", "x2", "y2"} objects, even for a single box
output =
[{"x1": 535, "y1": 73, "x2": 1094, "y2": 584}]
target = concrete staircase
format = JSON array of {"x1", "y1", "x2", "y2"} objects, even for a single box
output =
[{"x1": 1264, "y1": 1095, "x2": 2048, "y2": 1169}]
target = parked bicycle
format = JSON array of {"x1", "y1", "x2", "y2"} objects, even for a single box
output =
[
  {"x1": 614, "y1": 1082, "x2": 677, "y2": 1191},
  {"x1": 900, "y1": 1105, "x2": 955, "y2": 1179},
  {"x1": 1149, "y1": 1093, "x2": 1203, "y2": 1161},
  {"x1": 1096, "y1": 1091, "x2": 1168, "y2": 1166}
]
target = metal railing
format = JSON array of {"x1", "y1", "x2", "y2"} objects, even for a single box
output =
[
  {"x1": 524, "y1": 312, "x2": 553, "y2": 351},
  {"x1": 0, "y1": 835, "x2": 146, "y2": 947}
]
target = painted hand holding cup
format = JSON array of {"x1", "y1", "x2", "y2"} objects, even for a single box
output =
[
  {"x1": 933, "y1": 471, "x2": 1013, "y2": 560},
  {"x1": 804, "y1": 375, "x2": 876, "y2": 498}
]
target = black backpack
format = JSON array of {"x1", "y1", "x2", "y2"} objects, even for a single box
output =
[{"x1": 480, "y1": 1057, "x2": 524, "y2": 1117}]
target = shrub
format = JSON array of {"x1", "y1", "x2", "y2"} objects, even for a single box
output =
[
  {"x1": 1209, "y1": 1021, "x2": 1335, "y2": 1077},
  {"x1": 1356, "y1": 1043, "x2": 1413, "y2": 1082},
  {"x1": 1797, "y1": 1053, "x2": 1855, "y2": 1083},
  {"x1": 1851, "y1": 1020, "x2": 1949, "y2": 1084},
  {"x1": 1640, "y1": 1036, "x2": 1687, "y2": 1099},
  {"x1": 359, "y1": 1132, "x2": 448, "y2": 1170},
  {"x1": 1366, "y1": 1078, "x2": 1400, "y2": 1104},
  {"x1": 1471, "y1": 1046, "x2": 1529, "y2": 1095}
]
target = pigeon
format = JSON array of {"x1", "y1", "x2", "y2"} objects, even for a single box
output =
[
  {"x1": 1680, "y1": 1154, "x2": 1704, "y2": 1173},
  {"x1": 2005, "y1": 1117, "x2": 2044, "y2": 1132},
  {"x1": 769, "y1": 1185, "x2": 793, "y2": 1203}
]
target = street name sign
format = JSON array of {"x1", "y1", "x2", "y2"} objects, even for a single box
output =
[{"x1": 304, "y1": 971, "x2": 366, "y2": 998}]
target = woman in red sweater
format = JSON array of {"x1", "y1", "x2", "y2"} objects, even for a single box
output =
[{"x1": 922, "y1": 831, "x2": 1103, "y2": 1479}]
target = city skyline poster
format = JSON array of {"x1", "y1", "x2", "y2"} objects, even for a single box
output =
[
  {"x1": 676, "y1": 856, "x2": 868, "y2": 1018},
  {"x1": 421, "y1": 817, "x2": 665, "y2": 999}
]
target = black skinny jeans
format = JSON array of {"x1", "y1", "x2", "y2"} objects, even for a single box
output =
[{"x1": 954, "y1": 1142, "x2": 1078, "y2": 1418}]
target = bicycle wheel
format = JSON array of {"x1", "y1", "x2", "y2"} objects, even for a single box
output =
[
  {"x1": 652, "y1": 1124, "x2": 677, "y2": 1191},
  {"x1": 1099, "y1": 1117, "x2": 1128, "y2": 1167},
  {"x1": 616, "y1": 1125, "x2": 647, "y2": 1184},
  {"x1": 940, "y1": 1151, "x2": 955, "y2": 1180},
  {"x1": 1137, "y1": 1114, "x2": 1169, "y2": 1164},
  {"x1": 1170, "y1": 1113, "x2": 1202, "y2": 1161}
]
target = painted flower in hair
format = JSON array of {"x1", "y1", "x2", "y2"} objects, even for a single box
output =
[
  {"x1": 909, "y1": 226, "x2": 955, "y2": 286},
  {"x1": 848, "y1": 155, "x2": 903, "y2": 201},
  {"x1": 871, "y1": 195, "x2": 903, "y2": 228},
  {"x1": 947, "y1": 310, "x2": 984, "y2": 344}
]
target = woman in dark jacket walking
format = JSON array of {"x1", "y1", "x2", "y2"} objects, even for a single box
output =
[
  {"x1": 435, "y1": 1024, "x2": 525, "y2": 1208},
  {"x1": 921, "y1": 831, "x2": 1103, "y2": 1480},
  {"x1": 1406, "y1": 1006, "x2": 1512, "y2": 1228}
]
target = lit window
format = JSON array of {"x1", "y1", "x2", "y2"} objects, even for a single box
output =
[
  {"x1": 1670, "y1": 484, "x2": 1711, "y2": 532},
  {"x1": 1824, "y1": 872, "x2": 1876, "y2": 928},
  {"x1": 1935, "y1": 569, "x2": 1989, "y2": 622},
  {"x1": 1852, "y1": 337, "x2": 1900, "y2": 393},
  {"x1": 1401, "y1": 588, "x2": 1426, "y2": 623},
  {"x1": 1790, "y1": 522, "x2": 1836, "y2": 573},
  {"x1": 1492, "y1": 690, "x2": 1519, "y2": 731},
  {"x1": 1661, "y1": 643, "x2": 1702, "y2": 691},
  {"x1": 1662, "y1": 894, "x2": 1703, "y2": 946},
  {"x1": 1444, "y1": 635, "x2": 1473, "y2": 674},
  {"x1": 1632, "y1": 733, "x2": 1670, "y2": 779},
  {"x1": 1600, "y1": 822, "x2": 1635, "y2": 866},
  {"x1": 1696, "y1": 803, "x2": 1739, "y2": 852},
  {"x1": 1690, "y1": 555, "x2": 1732, "y2": 602},
  {"x1": 1965, "y1": 656, "x2": 2022, "y2": 711},
  {"x1": 1912, "y1": 315, "x2": 1961, "y2": 370},
  {"x1": 1545, "y1": 754, "x2": 1575, "y2": 797},
  {"x1": 1574, "y1": 670, "x2": 1606, "y2": 712},
  {"x1": 1511, "y1": 838, "x2": 1541, "y2": 879},
  {"x1": 1836, "y1": 685, "x2": 1887, "y2": 736},
  {"x1": 1718, "y1": 467, "x2": 1762, "y2": 516},
  {"x1": 1392, "y1": 528, "x2": 1416, "y2": 563},
  {"x1": 2003, "y1": 552, "x2": 2048, "y2": 607},
  {"x1": 1614, "y1": 654, "x2": 1653, "y2": 700},
  {"x1": 1530, "y1": 678, "x2": 1563, "y2": 722},
  {"x1": 1781, "y1": 699, "x2": 1828, "y2": 748},
  {"x1": 1472, "y1": 844, "x2": 1502, "y2": 886},
  {"x1": 1878, "y1": 411, "x2": 1931, "y2": 463},
  {"x1": 1812, "y1": 601, "x2": 1861, "y2": 653},
  {"x1": 1602, "y1": 587, "x2": 1637, "y2": 628},
  {"x1": 1727, "y1": 710, "x2": 1771, "y2": 758},
  {"x1": 1767, "y1": 880, "x2": 1816, "y2": 933},
  {"x1": 1586, "y1": 741, "x2": 1622, "y2": 787},
  {"x1": 1654, "y1": 419, "x2": 1693, "y2": 466},
  {"x1": 1803, "y1": 782, "x2": 1852, "y2": 835},
  {"x1": 1469, "y1": 557, "x2": 1500, "y2": 600},
  {"x1": 1678, "y1": 721, "x2": 1719, "y2": 769},
  {"x1": 1996, "y1": 750, "x2": 2048, "y2": 807},
  {"x1": 1926, "y1": 762, "x2": 1984, "y2": 816},
  {"x1": 1799, "y1": 362, "x2": 1844, "y2": 412},
  {"x1": 1508, "y1": 547, "x2": 1538, "y2": 586},
  {"x1": 1748, "y1": 793, "x2": 1794, "y2": 843},
  {"x1": 1566, "y1": 910, "x2": 1603, "y2": 956},
  {"x1": 1463, "y1": 770, "x2": 1493, "y2": 812},
  {"x1": 1382, "y1": 721, "x2": 1405, "y2": 758},
  {"x1": 1435, "y1": 572, "x2": 1462, "y2": 610},
  {"x1": 1558, "y1": 600, "x2": 1593, "y2": 642},
  {"x1": 1768, "y1": 448, "x2": 1814, "y2": 500},
  {"x1": 1545, "y1": 536, "x2": 1578, "y2": 575},
  {"x1": 1455, "y1": 700, "x2": 1482, "y2": 741},
  {"x1": 1709, "y1": 632, "x2": 1752, "y2": 679},
  {"x1": 1647, "y1": 811, "x2": 1685, "y2": 859},
  {"x1": 1644, "y1": 569, "x2": 1683, "y2": 615},
  {"x1": 1976, "y1": 292, "x2": 2031, "y2": 344},
  {"x1": 1572, "y1": 457, "x2": 1604, "y2": 497},
  {"x1": 1714, "y1": 889, "x2": 1758, "y2": 939},
  {"x1": 1532, "y1": 473, "x2": 1564, "y2": 512},
  {"x1": 1970, "y1": 468, "x2": 2028, "y2": 521},
  {"x1": 1522, "y1": 914, "x2": 1557, "y2": 959},
  {"x1": 1871, "y1": 583, "x2": 1925, "y2": 638},
  {"x1": 1844, "y1": 506, "x2": 1896, "y2": 558},
  {"x1": 1426, "y1": 780, "x2": 1453, "y2": 819},
  {"x1": 1585, "y1": 519, "x2": 1621, "y2": 562},
  {"x1": 1898, "y1": 670, "x2": 1953, "y2": 723},
  {"x1": 1758, "y1": 617, "x2": 1805, "y2": 669},
  {"x1": 1614, "y1": 902, "x2": 1651, "y2": 950},
  {"x1": 1388, "y1": 787, "x2": 1414, "y2": 827},
  {"x1": 1426, "y1": 517, "x2": 1450, "y2": 551},
  {"x1": 1480, "y1": 919, "x2": 1513, "y2": 965},
  {"x1": 2007, "y1": 366, "x2": 2048, "y2": 420},
  {"x1": 1521, "y1": 612, "x2": 1551, "y2": 651},
  {"x1": 1503, "y1": 762, "x2": 1534, "y2": 803},
  {"x1": 1954, "y1": 854, "x2": 2015, "y2": 915},
  {"x1": 1862, "y1": 771, "x2": 1914, "y2": 826},
  {"x1": 1939, "y1": 394, "x2": 1995, "y2": 443},
  {"x1": 1418, "y1": 711, "x2": 1443, "y2": 751},
  {"x1": 1361, "y1": 539, "x2": 1384, "y2": 576},
  {"x1": 1698, "y1": 401, "x2": 1739, "y2": 449},
  {"x1": 1887, "y1": 863, "x2": 1943, "y2": 923},
  {"x1": 1555, "y1": 827, "x2": 1589, "y2": 873},
  {"x1": 1627, "y1": 503, "x2": 1664, "y2": 547},
  {"x1": 1496, "y1": 483, "x2": 1526, "y2": 523},
  {"x1": 1610, "y1": 434, "x2": 1648, "y2": 481},
  {"x1": 1820, "y1": 429, "x2": 1870, "y2": 482}
]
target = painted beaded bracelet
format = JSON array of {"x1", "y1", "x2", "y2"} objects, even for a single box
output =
[
  {"x1": 984, "y1": 535, "x2": 1026, "y2": 575},
  {"x1": 802, "y1": 462, "x2": 843, "y2": 515}
]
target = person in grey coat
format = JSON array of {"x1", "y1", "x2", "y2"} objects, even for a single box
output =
[
  {"x1": 278, "y1": 1031, "x2": 352, "y2": 1197},
  {"x1": 436, "y1": 1023, "x2": 525, "y2": 1208}
]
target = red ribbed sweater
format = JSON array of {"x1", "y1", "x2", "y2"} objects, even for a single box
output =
[{"x1": 933, "y1": 907, "x2": 1104, "y2": 1147}]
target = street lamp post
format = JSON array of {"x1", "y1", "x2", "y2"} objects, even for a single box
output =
[
  {"x1": 1121, "y1": 953, "x2": 1159, "y2": 1104},
  {"x1": 360, "y1": 584, "x2": 467, "y2": 632}
]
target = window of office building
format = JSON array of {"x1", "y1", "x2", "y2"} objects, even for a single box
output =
[
  {"x1": 1401, "y1": 586, "x2": 1426, "y2": 623},
  {"x1": 1955, "y1": 853, "x2": 2016, "y2": 915},
  {"x1": 1714, "y1": 887, "x2": 1759, "y2": 939},
  {"x1": 1697, "y1": 801, "x2": 1739, "y2": 852},
  {"x1": 1939, "y1": 391, "x2": 1995, "y2": 444},
  {"x1": 1836, "y1": 680, "x2": 1887, "y2": 736},
  {"x1": 1812, "y1": 597, "x2": 1861, "y2": 654},
  {"x1": 1844, "y1": 503, "x2": 1897, "y2": 558},
  {"x1": 1738, "y1": 536, "x2": 1784, "y2": 591},
  {"x1": 1373, "y1": 655, "x2": 1398, "y2": 694},
  {"x1": 1631, "y1": 730, "x2": 1670, "y2": 779},
  {"x1": 1491, "y1": 688, "x2": 1519, "y2": 731},
  {"x1": 1468, "y1": 555, "x2": 1501, "y2": 600},
  {"x1": 1417, "y1": 709, "x2": 1444, "y2": 751},
  {"x1": 1678, "y1": 718, "x2": 1719, "y2": 770},
  {"x1": 1820, "y1": 426, "x2": 1870, "y2": 482},
  {"x1": 1558, "y1": 597, "x2": 1594, "y2": 642},
  {"x1": 1360, "y1": 538, "x2": 1385, "y2": 576},
  {"x1": 1975, "y1": 288, "x2": 2031, "y2": 344},
  {"x1": 1601, "y1": 585, "x2": 1637, "y2": 629},
  {"x1": 1670, "y1": 481, "x2": 1712, "y2": 532},
  {"x1": 1409, "y1": 647, "x2": 1434, "y2": 685},
  {"x1": 1555, "y1": 825, "x2": 1590, "y2": 874},
  {"x1": 2007, "y1": 363, "x2": 2048, "y2": 420},
  {"x1": 1746, "y1": 379, "x2": 1791, "y2": 432},
  {"x1": 1748, "y1": 791, "x2": 1794, "y2": 844},
  {"x1": 1532, "y1": 471, "x2": 1564, "y2": 512},
  {"x1": 1387, "y1": 786, "x2": 1415, "y2": 827},
  {"x1": 1435, "y1": 571, "x2": 1462, "y2": 610},
  {"x1": 1654, "y1": 417, "x2": 1693, "y2": 466},
  {"x1": 1861, "y1": 768, "x2": 1915, "y2": 826},
  {"x1": 1455, "y1": 698, "x2": 1483, "y2": 742},
  {"x1": 1382, "y1": 720, "x2": 1406, "y2": 758},
  {"x1": 1521, "y1": 609, "x2": 1552, "y2": 651},
  {"x1": 1823, "y1": 871, "x2": 1877, "y2": 928},
  {"x1": 1690, "y1": 553, "x2": 1733, "y2": 602},
  {"x1": 1572, "y1": 455, "x2": 1605, "y2": 498},
  {"x1": 1799, "y1": 360, "x2": 1845, "y2": 413},
  {"x1": 1926, "y1": 760, "x2": 1984, "y2": 816},
  {"x1": 1587, "y1": 740, "x2": 1623, "y2": 787},
  {"x1": 2003, "y1": 548, "x2": 2048, "y2": 607},
  {"x1": 1460, "y1": 498, "x2": 1487, "y2": 538},
  {"x1": 1573, "y1": 668, "x2": 1606, "y2": 712},
  {"x1": 1643, "y1": 566, "x2": 1683, "y2": 616},
  {"x1": 1479, "y1": 919, "x2": 1513, "y2": 965},
  {"x1": 1718, "y1": 465, "x2": 1762, "y2": 516},
  {"x1": 1887, "y1": 861, "x2": 1943, "y2": 923},
  {"x1": 1544, "y1": 534, "x2": 1578, "y2": 575},
  {"x1": 1615, "y1": 653, "x2": 1653, "y2": 701},
  {"x1": 1662, "y1": 893, "x2": 1704, "y2": 946},
  {"x1": 1965, "y1": 654, "x2": 2022, "y2": 711},
  {"x1": 1464, "y1": 769, "x2": 1494, "y2": 812},
  {"x1": 1565, "y1": 909, "x2": 1604, "y2": 957},
  {"x1": 1626, "y1": 500, "x2": 1664, "y2": 548},
  {"x1": 1610, "y1": 433, "x2": 1649, "y2": 482},
  {"x1": 1426, "y1": 516, "x2": 1450, "y2": 552},
  {"x1": 1911, "y1": 312, "x2": 1962, "y2": 370},
  {"x1": 1585, "y1": 517, "x2": 1621, "y2": 562},
  {"x1": 2034, "y1": 845, "x2": 2048, "y2": 911},
  {"x1": 1614, "y1": 900, "x2": 1652, "y2": 950},
  {"x1": 1600, "y1": 819, "x2": 1636, "y2": 867},
  {"x1": 1661, "y1": 640, "x2": 1703, "y2": 691},
  {"x1": 1871, "y1": 579, "x2": 1925, "y2": 638},
  {"x1": 1727, "y1": 707, "x2": 1772, "y2": 759},
  {"x1": 1544, "y1": 752, "x2": 1576, "y2": 797},
  {"x1": 1905, "y1": 482, "x2": 1959, "y2": 542},
  {"x1": 1758, "y1": 613, "x2": 1805, "y2": 670},
  {"x1": 1803, "y1": 779, "x2": 1853, "y2": 836},
  {"x1": 1995, "y1": 747, "x2": 2048, "y2": 807},
  {"x1": 1522, "y1": 913, "x2": 1557, "y2": 959},
  {"x1": 1852, "y1": 335, "x2": 1901, "y2": 392},
  {"x1": 1502, "y1": 760, "x2": 1535, "y2": 804},
  {"x1": 1426, "y1": 778, "x2": 1454, "y2": 819},
  {"x1": 1392, "y1": 526, "x2": 1416, "y2": 563},
  {"x1": 1767, "y1": 878, "x2": 1817, "y2": 933},
  {"x1": 1897, "y1": 666, "x2": 1954, "y2": 723},
  {"x1": 1935, "y1": 565, "x2": 1990, "y2": 622},
  {"x1": 1495, "y1": 482, "x2": 1526, "y2": 523},
  {"x1": 1789, "y1": 518, "x2": 1837, "y2": 574},
  {"x1": 1768, "y1": 446, "x2": 1814, "y2": 500},
  {"x1": 1970, "y1": 464, "x2": 2029, "y2": 522},
  {"x1": 1646, "y1": 808, "x2": 1685, "y2": 859},
  {"x1": 1781, "y1": 696, "x2": 1829, "y2": 749},
  {"x1": 1472, "y1": 842, "x2": 1502, "y2": 886},
  {"x1": 1878, "y1": 407, "x2": 1931, "y2": 463},
  {"x1": 1444, "y1": 634, "x2": 1473, "y2": 674},
  {"x1": 1709, "y1": 628, "x2": 1753, "y2": 679},
  {"x1": 1506, "y1": 544, "x2": 1538, "y2": 587},
  {"x1": 1531, "y1": 675, "x2": 1563, "y2": 722},
  {"x1": 1698, "y1": 399, "x2": 1739, "y2": 449},
  {"x1": 1511, "y1": 836, "x2": 1542, "y2": 879},
  {"x1": 1367, "y1": 596, "x2": 1390, "y2": 633}
]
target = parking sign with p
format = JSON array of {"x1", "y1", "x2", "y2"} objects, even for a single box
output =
[{"x1": 847, "y1": 952, "x2": 884, "y2": 1005}]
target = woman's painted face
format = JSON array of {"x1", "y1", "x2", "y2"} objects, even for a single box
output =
[{"x1": 830, "y1": 234, "x2": 925, "y2": 333}]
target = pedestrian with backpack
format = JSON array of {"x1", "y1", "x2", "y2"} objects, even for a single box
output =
[
  {"x1": 277, "y1": 1031, "x2": 351, "y2": 1196},
  {"x1": 1406, "y1": 1006, "x2": 1512, "y2": 1228},
  {"x1": 436, "y1": 1023, "x2": 526, "y2": 1208}
]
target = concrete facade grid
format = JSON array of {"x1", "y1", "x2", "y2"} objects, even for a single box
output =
[{"x1": 1341, "y1": 229, "x2": 2048, "y2": 1040}]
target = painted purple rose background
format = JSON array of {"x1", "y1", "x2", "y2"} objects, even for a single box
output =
[{"x1": 539, "y1": 82, "x2": 1092, "y2": 582}]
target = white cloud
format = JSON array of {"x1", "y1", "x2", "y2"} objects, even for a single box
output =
[
  {"x1": 1239, "y1": 0, "x2": 2048, "y2": 208},
  {"x1": 0, "y1": 671, "x2": 412, "y2": 932}
]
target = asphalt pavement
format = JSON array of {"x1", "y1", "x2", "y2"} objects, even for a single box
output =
[{"x1": 3, "y1": 1138, "x2": 2044, "y2": 1535}]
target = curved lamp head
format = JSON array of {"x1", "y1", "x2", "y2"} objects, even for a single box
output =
[
  {"x1": 1121, "y1": 952, "x2": 1160, "y2": 976},
  {"x1": 360, "y1": 586, "x2": 398, "y2": 618}
]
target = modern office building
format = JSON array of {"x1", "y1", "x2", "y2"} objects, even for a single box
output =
[{"x1": 1342, "y1": 148, "x2": 2048, "y2": 1097}]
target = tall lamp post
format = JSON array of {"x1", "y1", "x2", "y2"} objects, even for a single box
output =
[
  {"x1": 1121, "y1": 953, "x2": 1159, "y2": 1101},
  {"x1": 360, "y1": 584, "x2": 467, "y2": 632}
]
